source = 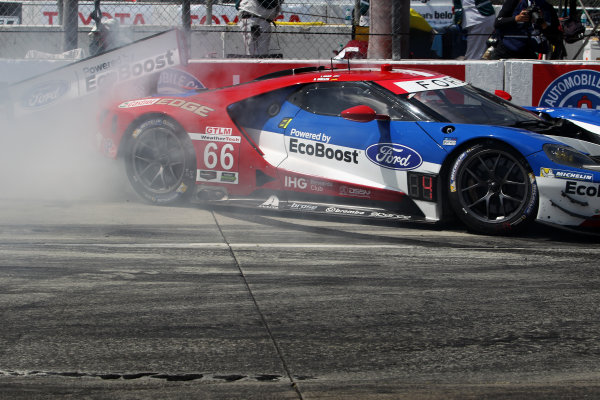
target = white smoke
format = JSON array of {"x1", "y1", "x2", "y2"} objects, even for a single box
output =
[
  {"x1": 0, "y1": 64, "x2": 146, "y2": 203},
  {"x1": 0, "y1": 30, "x2": 189, "y2": 203},
  {"x1": 0, "y1": 99, "x2": 132, "y2": 202}
]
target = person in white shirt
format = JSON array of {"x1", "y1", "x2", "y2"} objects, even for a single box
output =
[
  {"x1": 453, "y1": 0, "x2": 496, "y2": 59},
  {"x1": 236, "y1": 0, "x2": 283, "y2": 56}
]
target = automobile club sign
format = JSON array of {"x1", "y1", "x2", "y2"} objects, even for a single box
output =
[{"x1": 539, "y1": 69, "x2": 600, "y2": 109}]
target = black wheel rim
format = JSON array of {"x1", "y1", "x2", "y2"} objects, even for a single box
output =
[
  {"x1": 131, "y1": 127, "x2": 187, "y2": 194},
  {"x1": 456, "y1": 149, "x2": 530, "y2": 224}
]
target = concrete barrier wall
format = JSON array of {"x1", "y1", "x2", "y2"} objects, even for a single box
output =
[
  {"x1": 181, "y1": 59, "x2": 505, "y2": 96},
  {"x1": 504, "y1": 61, "x2": 600, "y2": 109},
  {"x1": 182, "y1": 59, "x2": 600, "y2": 109}
]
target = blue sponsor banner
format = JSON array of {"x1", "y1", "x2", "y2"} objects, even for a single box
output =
[{"x1": 157, "y1": 68, "x2": 205, "y2": 95}]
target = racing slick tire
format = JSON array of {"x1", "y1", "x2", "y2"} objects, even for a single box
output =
[
  {"x1": 448, "y1": 142, "x2": 538, "y2": 235},
  {"x1": 124, "y1": 117, "x2": 196, "y2": 205}
]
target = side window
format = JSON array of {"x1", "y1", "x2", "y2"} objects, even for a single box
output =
[
  {"x1": 288, "y1": 82, "x2": 419, "y2": 121},
  {"x1": 228, "y1": 86, "x2": 296, "y2": 130}
]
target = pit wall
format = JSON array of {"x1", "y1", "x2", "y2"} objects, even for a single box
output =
[
  {"x1": 182, "y1": 59, "x2": 600, "y2": 109},
  {"x1": 4, "y1": 58, "x2": 600, "y2": 108}
]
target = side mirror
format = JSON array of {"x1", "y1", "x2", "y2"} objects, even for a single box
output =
[
  {"x1": 341, "y1": 105, "x2": 390, "y2": 122},
  {"x1": 494, "y1": 90, "x2": 512, "y2": 101}
]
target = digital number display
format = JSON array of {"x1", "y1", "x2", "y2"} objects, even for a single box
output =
[{"x1": 407, "y1": 172, "x2": 437, "y2": 202}]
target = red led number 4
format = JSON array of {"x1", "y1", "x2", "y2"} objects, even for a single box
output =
[{"x1": 408, "y1": 172, "x2": 436, "y2": 202}]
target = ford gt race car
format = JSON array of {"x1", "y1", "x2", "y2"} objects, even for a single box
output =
[{"x1": 96, "y1": 65, "x2": 600, "y2": 235}]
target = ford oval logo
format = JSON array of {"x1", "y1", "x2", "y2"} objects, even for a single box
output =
[
  {"x1": 21, "y1": 80, "x2": 70, "y2": 108},
  {"x1": 366, "y1": 143, "x2": 423, "y2": 170}
]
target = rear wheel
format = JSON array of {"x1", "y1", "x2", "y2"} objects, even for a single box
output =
[
  {"x1": 448, "y1": 143, "x2": 538, "y2": 235},
  {"x1": 124, "y1": 118, "x2": 196, "y2": 205}
]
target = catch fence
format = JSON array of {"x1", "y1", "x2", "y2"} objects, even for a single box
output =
[
  {"x1": 0, "y1": 0, "x2": 597, "y2": 60},
  {"x1": 0, "y1": 0, "x2": 456, "y2": 60}
]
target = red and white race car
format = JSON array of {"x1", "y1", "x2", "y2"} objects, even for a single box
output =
[{"x1": 97, "y1": 65, "x2": 600, "y2": 235}]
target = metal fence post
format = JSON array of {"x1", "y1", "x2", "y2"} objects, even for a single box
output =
[
  {"x1": 353, "y1": 0, "x2": 361, "y2": 26},
  {"x1": 181, "y1": 0, "x2": 191, "y2": 60},
  {"x1": 63, "y1": 0, "x2": 78, "y2": 51},
  {"x1": 392, "y1": 0, "x2": 410, "y2": 59},
  {"x1": 182, "y1": 0, "x2": 191, "y2": 32},
  {"x1": 58, "y1": 0, "x2": 64, "y2": 24},
  {"x1": 206, "y1": 0, "x2": 214, "y2": 26}
]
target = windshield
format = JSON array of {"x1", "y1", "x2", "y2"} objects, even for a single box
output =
[{"x1": 398, "y1": 84, "x2": 542, "y2": 126}]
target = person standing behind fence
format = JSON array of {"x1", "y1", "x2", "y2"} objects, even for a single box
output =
[
  {"x1": 236, "y1": 0, "x2": 283, "y2": 57},
  {"x1": 453, "y1": 0, "x2": 496, "y2": 59},
  {"x1": 489, "y1": 0, "x2": 562, "y2": 59}
]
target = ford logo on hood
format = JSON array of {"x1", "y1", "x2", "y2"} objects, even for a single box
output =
[
  {"x1": 366, "y1": 143, "x2": 423, "y2": 170},
  {"x1": 21, "y1": 80, "x2": 70, "y2": 108}
]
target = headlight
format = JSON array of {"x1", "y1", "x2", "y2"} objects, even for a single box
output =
[{"x1": 543, "y1": 144, "x2": 600, "y2": 171}]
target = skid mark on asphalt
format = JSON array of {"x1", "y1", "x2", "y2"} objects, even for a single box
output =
[{"x1": 0, "y1": 370, "x2": 299, "y2": 382}]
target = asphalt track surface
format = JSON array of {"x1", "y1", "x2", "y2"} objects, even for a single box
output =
[{"x1": 1, "y1": 172, "x2": 600, "y2": 399}]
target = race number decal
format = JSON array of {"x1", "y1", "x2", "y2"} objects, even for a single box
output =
[
  {"x1": 204, "y1": 142, "x2": 235, "y2": 170},
  {"x1": 189, "y1": 133, "x2": 241, "y2": 184}
]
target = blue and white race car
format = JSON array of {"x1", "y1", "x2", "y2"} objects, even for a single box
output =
[{"x1": 97, "y1": 65, "x2": 600, "y2": 235}]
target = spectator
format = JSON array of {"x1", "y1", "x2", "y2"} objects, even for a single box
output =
[
  {"x1": 453, "y1": 0, "x2": 496, "y2": 59},
  {"x1": 88, "y1": 17, "x2": 126, "y2": 56},
  {"x1": 236, "y1": 0, "x2": 283, "y2": 57},
  {"x1": 489, "y1": 0, "x2": 562, "y2": 59}
]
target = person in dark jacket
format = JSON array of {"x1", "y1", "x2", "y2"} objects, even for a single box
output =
[{"x1": 490, "y1": 0, "x2": 562, "y2": 59}]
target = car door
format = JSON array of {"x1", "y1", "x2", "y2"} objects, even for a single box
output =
[{"x1": 277, "y1": 81, "x2": 442, "y2": 197}]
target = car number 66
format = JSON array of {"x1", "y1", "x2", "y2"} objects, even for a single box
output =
[{"x1": 204, "y1": 143, "x2": 235, "y2": 170}]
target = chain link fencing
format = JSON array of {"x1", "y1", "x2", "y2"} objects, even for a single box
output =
[
  {"x1": 0, "y1": 0, "x2": 597, "y2": 61},
  {"x1": 0, "y1": 0, "x2": 457, "y2": 60}
]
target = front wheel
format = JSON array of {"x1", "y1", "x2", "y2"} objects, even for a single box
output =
[
  {"x1": 448, "y1": 143, "x2": 538, "y2": 235},
  {"x1": 124, "y1": 117, "x2": 196, "y2": 205}
]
